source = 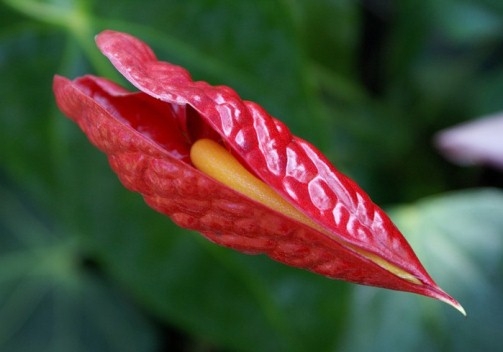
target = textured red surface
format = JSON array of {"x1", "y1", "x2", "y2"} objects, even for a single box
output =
[{"x1": 53, "y1": 30, "x2": 462, "y2": 309}]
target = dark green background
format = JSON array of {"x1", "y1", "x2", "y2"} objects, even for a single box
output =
[{"x1": 1, "y1": 0, "x2": 503, "y2": 351}]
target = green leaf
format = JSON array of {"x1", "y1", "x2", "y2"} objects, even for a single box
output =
[
  {"x1": 0, "y1": 185, "x2": 159, "y2": 352},
  {"x1": 340, "y1": 188, "x2": 503, "y2": 352},
  {"x1": 434, "y1": 1, "x2": 503, "y2": 44}
]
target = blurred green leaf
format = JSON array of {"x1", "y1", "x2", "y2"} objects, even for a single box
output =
[
  {"x1": 434, "y1": 1, "x2": 503, "y2": 44},
  {"x1": 341, "y1": 188, "x2": 503, "y2": 351},
  {"x1": 0, "y1": 185, "x2": 159, "y2": 352}
]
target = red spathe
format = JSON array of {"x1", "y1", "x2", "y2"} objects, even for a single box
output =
[{"x1": 53, "y1": 30, "x2": 463, "y2": 313}]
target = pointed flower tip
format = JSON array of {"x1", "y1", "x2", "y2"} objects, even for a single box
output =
[
  {"x1": 441, "y1": 296, "x2": 466, "y2": 316},
  {"x1": 432, "y1": 288, "x2": 466, "y2": 316}
]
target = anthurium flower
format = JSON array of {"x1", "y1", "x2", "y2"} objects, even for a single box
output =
[{"x1": 53, "y1": 30, "x2": 464, "y2": 314}]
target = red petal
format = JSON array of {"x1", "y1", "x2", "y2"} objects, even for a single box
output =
[
  {"x1": 53, "y1": 74, "x2": 401, "y2": 283},
  {"x1": 53, "y1": 31, "x2": 464, "y2": 313}
]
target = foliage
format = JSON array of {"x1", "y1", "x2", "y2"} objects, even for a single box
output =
[{"x1": 1, "y1": 0, "x2": 502, "y2": 351}]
